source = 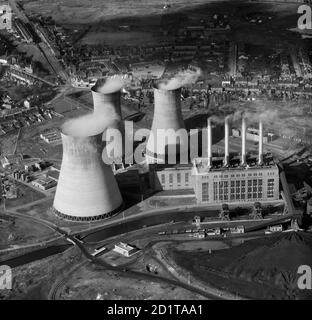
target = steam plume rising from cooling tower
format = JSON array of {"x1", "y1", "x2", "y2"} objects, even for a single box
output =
[
  {"x1": 158, "y1": 68, "x2": 202, "y2": 91},
  {"x1": 93, "y1": 75, "x2": 129, "y2": 94},
  {"x1": 62, "y1": 113, "x2": 119, "y2": 137}
]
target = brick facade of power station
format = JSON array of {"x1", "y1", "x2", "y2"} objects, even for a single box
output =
[{"x1": 192, "y1": 164, "x2": 279, "y2": 204}]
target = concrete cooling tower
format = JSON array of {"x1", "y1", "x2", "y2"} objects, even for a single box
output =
[
  {"x1": 146, "y1": 85, "x2": 188, "y2": 164},
  {"x1": 53, "y1": 130, "x2": 123, "y2": 221},
  {"x1": 91, "y1": 78, "x2": 129, "y2": 163},
  {"x1": 91, "y1": 81, "x2": 122, "y2": 118}
]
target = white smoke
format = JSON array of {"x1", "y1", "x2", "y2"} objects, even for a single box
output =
[
  {"x1": 62, "y1": 112, "x2": 119, "y2": 137},
  {"x1": 94, "y1": 75, "x2": 130, "y2": 94},
  {"x1": 216, "y1": 98, "x2": 311, "y2": 139},
  {"x1": 159, "y1": 68, "x2": 202, "y2": 90}
]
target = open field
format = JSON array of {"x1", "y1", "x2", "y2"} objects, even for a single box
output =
[
  {"x1": 0, "y1": 214, "x2": 57, "y2": 249},
  {"x1": 20, "y1": 0, "x2": 227, "y2": 24},
  {"x1": 58, "y1": 263, "x2": 206, "y2": 300},
  {"x1": 0, "y1": 245, "x2": 82, "y2": 300},
  {"x1": 19, "y1": 0, "x2": 300, "y2": 26},
  {"x1": 4, "y1": 181, "x2": 46, "y2": 209}
]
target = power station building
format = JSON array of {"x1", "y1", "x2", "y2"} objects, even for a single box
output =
[
  {"x1": 143, "y1": 84, "x2": 280, "y2": 205},
  {"x1": 53, "y1": 75, "x2": 281, "y2": 222},
  {"x1": 148, "y1": 116, "x2": 280, "y2": 205},
  {"x1": 192, "y1": 118, "x2": 279, "y2": 204}
]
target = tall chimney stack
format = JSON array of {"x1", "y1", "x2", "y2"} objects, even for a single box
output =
[
  {"x1": 224, "y1": 116, "x2": 230, "y2": 166},
  {"x1": 258, "y1": 120, "x2": 263, "y2": 165},
  {"x1": 241, "y1": 117, "x2": 247, "y2": 166},
  {"x1": 207, "y1": 117, "x2": 212, "y2": 167}
]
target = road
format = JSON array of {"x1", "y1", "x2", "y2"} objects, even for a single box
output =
[
  {"x1": 2, "y1": 200, "x2": 275, "y2": 300},
  {"x1": 1, "y1": 206, "x2": 238, "y2": 299},
  {"x1": 49, "y1": 230, "x2": 227, "y2": 300},
  {"x1": 38, "y1": 42, "x2": 69, "y2": 82},
  {"x1": 8, "y1": 0, "x2": 69, "y2": 82},
  {"x1": 9, "y1": 65, "x2": 56, "y2": 87}
]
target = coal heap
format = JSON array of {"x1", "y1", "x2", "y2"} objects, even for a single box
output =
[{"x1": 211, "y1": 232, "x2": 312, "y2": 299}]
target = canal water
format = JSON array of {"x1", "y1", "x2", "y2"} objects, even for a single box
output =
[{"x1": 0, "y1": 244, "x2": 71, "y2": 268}]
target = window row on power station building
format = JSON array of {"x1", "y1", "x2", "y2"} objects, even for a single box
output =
[
  {"x1": 149, "y1": 164, "x2": 193, "y2": 191},
  {"x1": 193, "y1": 166, "x2": 279, "y2": 204},
  {"x1": 148, "y1": 164, "x2": 280, "y2": 205}
]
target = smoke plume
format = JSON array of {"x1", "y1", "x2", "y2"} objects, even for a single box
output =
[
  {"x1": 62, "y1": 112, "x2": 119, "y2": 137},
  {"x1": 159, "y1": 68, "x2": 202, "y2": 90},
  {"x1": 93, "y1": 75, "x2": 130, "y2": 94}
]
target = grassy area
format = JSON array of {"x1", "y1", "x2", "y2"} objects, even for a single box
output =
[
  {"x1": 59, "y1": 263, "x2": 206, "y2": 300},
  {"x1": 5, "y1": 181, "x2": 46, "y2": 209},
  {"x1": 0, "y1": 214, "x2": 57, "y2": 249}
]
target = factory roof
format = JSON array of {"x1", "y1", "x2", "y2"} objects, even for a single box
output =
[
  {"x1": 115, "y1": 242, "x2": 135, "y2": 251},
  {"x1": 193, "y1": 155, "x2": 277, "y2": 174},
  {"x1": 150, "y1": 163, "x2": 193, "y2": 171}
]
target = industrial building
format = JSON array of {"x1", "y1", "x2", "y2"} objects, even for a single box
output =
[
  {"x1": 1, "y1": 154, "x2": 23, "y2": 168},
  {"x1": 0, "y1": 4, "x2": 13, "y2": 32},
  {"x1": 149, "y1": 163, "x2": 193, "y2": 191},
  {"x1": 40, "y1": 129, "x2": 62, "y2": 145},
  {"x1": 192, "y1": 118, "x2": 280, "y2": 204},
  {"x1": 113, "y1": 242, "x2": 137, "y2": 257},
  {"x1": 145, "y1": 112, "x2": 280, "y2": 206},
  {"x1": 232, "y1": 126, "x2": 277, "y2": 143},
  {"x1": 146, "y1": 84, "x2": 188, "y2": 164},
  {"x1": 31, "y1": 177, "x2": 57, "y2": 190}
]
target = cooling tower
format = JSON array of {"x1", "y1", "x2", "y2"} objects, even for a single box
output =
[
  {"x1": 91, "y1": 80, "x2": 128, "y2": 163},
  {"x1": 146, "y1": 86, "x2": 188, "y2": 164},
  {"x1": 53, "y1": 131, "x2": 123, "y2": 221},
  {"x1": 91, "y1": 85, "x2": 122, "y2": 118}
]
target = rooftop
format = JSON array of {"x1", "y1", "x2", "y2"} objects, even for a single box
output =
[
  {"x1": 151, "y1": 163, "x2": 193, "y2": 171},
  {"x1": 193, "y1": 155, "x2": 277, "y2": 174},
  {"x1": 115, "y1": 242, "x2": 135, "y2": 251}
]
